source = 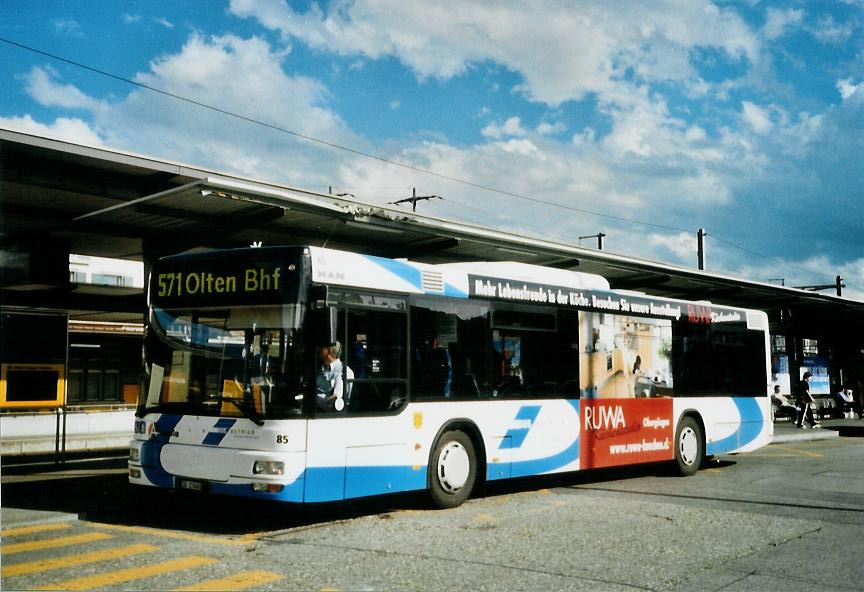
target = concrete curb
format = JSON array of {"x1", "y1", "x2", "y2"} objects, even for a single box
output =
[
  {"x1": 1, "y1": 508, "x2": 79, "y2": 528},
  {"x1": 771, "y1": 417, "x2": 864, "y2": 443},
  {"x1": 771, "y1": 428, "x2": 840, "y2": 444}
]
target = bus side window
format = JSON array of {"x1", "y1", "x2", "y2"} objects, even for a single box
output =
[
  {"x1": 488, "y1": 307, "x2": 579, "y2": 399},
  {"x1": 410, "y1": 301, "x2": 490, "y2": 401},
  {"x1": 345, "y1": 308, "x2": 407, "y2": 412},
  {"x1": 671, "y1": 322, "x2": 766, "y2": 397}
]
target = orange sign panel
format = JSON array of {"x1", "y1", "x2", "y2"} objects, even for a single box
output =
[{"x1": 580, "y1": 398, "x2": 674, "y2": 469}]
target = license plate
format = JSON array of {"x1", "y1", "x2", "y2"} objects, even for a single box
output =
[{"x1": 178, "y1": 479, "x2": 204, "y2": 492}]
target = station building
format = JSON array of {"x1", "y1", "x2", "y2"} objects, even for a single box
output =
[{"x1": 2, "y1": 127, "x2": 863, "y2": 456}]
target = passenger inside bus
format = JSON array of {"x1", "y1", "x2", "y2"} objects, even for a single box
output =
[{"x1": 315, "y1": 341, "x2": 353, "y2": 411}]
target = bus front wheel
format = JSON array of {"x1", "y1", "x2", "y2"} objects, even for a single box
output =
[
  {"x1": 429, "y1": 430, "x2": 477, "y2": 509},
  {"x1": 674, "y1": 416, "x2": 703, "y2": 476}
]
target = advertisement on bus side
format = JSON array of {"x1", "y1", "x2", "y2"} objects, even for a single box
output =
[{"x1": 580, "y1": 399, "x2": 674, "y2": 469}]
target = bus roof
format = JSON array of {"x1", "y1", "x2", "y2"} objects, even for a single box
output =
[
  {"x1": 309, "y1": 246, "x2": 607, "y2": 297},
  {"x1": 309, "y1": 246, "x2": 768, "y2": 329}
]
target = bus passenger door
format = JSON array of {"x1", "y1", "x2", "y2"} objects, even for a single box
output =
[{"x1": 304, "y1": 303, "x2": 414, "y2": 501}]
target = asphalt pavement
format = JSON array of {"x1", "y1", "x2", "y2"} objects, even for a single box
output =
[{"x1": 2, "y1": 423, "x2": 863, "y2": 591}]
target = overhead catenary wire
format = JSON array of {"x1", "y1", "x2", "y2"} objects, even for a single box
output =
[
  {"x1": 0, "y1": 36, "x2": 690, "y2": 234},
  {"x1": 0, "y1": 36, "x2": 857, "y2": 292}
]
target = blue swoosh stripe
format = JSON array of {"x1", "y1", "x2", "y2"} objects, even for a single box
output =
[
  {"x1": 152, "y1": 414, "x2": 182, "y2": 443},
  {"x1": 368, "y1": 254, "x2": 468, "y2": 297},
  {"x1": 140, "y1": 414, "x2": 183, "y2": 488},
  {"x1": 443, "y1": 282, "x2": 468, "y2": 298},
  {"x1": 202, "y1": 418, "x2": 237, "y2": 446},
  {"x1": 706, "y1": 398, "x2": 764, "y2": 456},
  {"x1": 368, "y1": 256, "x2": 423, "y2": 290},
  {"x1": 500, "y1": 405, "x2": 543, "y2": 449},
  {"x1": 509, "y1": 400, "x2": 580, "y2": 477}
]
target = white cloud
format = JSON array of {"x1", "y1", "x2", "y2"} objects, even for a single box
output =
[
  {"x1": 122, "y1": 14, "x2": 142, "y2": 25},
  {"x1": 649, "y1": 232, "x2": 697, "y2": 264},
  {"x1": 536, "y1": 121, "x2": 566, "y2": 136},
  {"x1": 130, "y1": 34, "x2": 345, "y2": 142},
  {"x1": 481, "y1": 116, "x2": 527, "y2": 139},
  {"x1": 685, "y1": 125, "x2": 707, "y2": 141},
  {"x1": 598, "y1": 83, "x2": 722, "y2": 160},
  {"x1": 389, "y1": 100, "x2": 400, "y2": 110},
  {"x1": 495, "y1": 138, "x2": 539, "y2": 156},
  {"x1": 741, "y1": 101, "x2": 773, "y2": 133},
  {"x1": 810, "y1": 15, "x2": 856, "y2": 44},
  {"x1": 53, "y1": 18, "x2": 83, "y2": 37},
  {"x1": 15, "y1": 34, "x2": 359, "y2": 188},
  {"x1": 23, "y1": 67, "x2": 105, "y2": 112},
  {"x1": 229, "y1": 0, "x2": 760, "y2": 106},
  {"x1": 0, "y1": 115, "x2": 104, "y2": 146},
  {"x1": 572, "y1": 128, "x2": 596, "y2": 146},
  {"x1": 762, "y1": 8, "x2": 804, "y2": 40},
  {"x1": 154, "y1": 17, "x2": 174, "y2": 29},
  {"x1": 837, "y1": 78, "x2": 862, "y2": 101}
]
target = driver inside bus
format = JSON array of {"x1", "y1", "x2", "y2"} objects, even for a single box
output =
[{"x1": 316, "y1": 341, "x2": 353, "y2": 411}]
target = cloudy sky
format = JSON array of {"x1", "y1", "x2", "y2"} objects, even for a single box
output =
[{"x1": 1, "y1": 0, "x2": 862, "y2": 299}]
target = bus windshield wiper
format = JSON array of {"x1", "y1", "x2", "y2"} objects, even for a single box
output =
[{"x1": 206, "y1": 396, "x2": 265, "y2": 426}]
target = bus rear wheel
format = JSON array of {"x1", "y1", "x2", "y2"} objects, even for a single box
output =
[
  {"x1": 429, "y1": 430, "x2": 477, "y2": 509},
  {"x1": 674, "y1": 416, "x2": 703, "y2": 476}
]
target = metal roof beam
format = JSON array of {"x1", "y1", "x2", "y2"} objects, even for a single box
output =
[
  {"x1": 545, "y1": 257, "x2": 582, "y2": 270},
  {"x1": 382, "y1": 237, "x2": 460, "y2": 260},
  {"x1": 610, "y1": 274, "x2": 672, "y2": 290}
]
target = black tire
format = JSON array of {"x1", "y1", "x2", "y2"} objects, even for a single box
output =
[
  {"x1": 674, "y1": 416, "x2": 704, "y2": 476},
  {"x1": 428, "y1": 430, "x2": 477, "y2": 509}
]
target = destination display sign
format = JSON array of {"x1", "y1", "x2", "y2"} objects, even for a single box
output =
[
  {"x1": 152, "y1": 251, "x2": 303, "y2": 308},
  {"x1": 467, "y1": 274, "x2": 746, "y2": 324}
]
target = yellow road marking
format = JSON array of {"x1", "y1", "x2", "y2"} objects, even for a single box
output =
[
  {"x1": 2, "y1": 532, "x2": 113, "y2": 555},
  {"x1": 173, "y1": 570, "x2": 283, "y2": 591},
  {"x1": 762, "y1": 445, "x2": 824, "y2": 459},
  {"x1": 237, "y1": 532, "x2": 265, "y2": 544},
  {"x1": 1, "y1": 523, "x2": 72, "y2": 537},
  {"x1": 86, "y1": 522, "x2": 256, "y2": 545},
  {"x1": 34, "y1": 555, "x2": 217, "y2": 590},
  {"x1": 2, "y1": 543, "x2": 157, "y2": 577}
]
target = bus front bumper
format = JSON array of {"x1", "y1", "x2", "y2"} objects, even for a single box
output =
[{"x1": 128, "y1": 440, "x2": 307, "y2": 503}]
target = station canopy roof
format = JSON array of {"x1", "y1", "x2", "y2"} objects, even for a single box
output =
[{"x1": 2, "y1": 127, "x2": 862, "y2": 335}]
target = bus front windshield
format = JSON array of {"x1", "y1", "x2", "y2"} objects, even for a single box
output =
[{"x1": 140, "y1": 304, "x2": 308, "y2": 420}]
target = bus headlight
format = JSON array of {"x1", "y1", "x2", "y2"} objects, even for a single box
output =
[
  {"x1": 130, "y1": 447, "x2": 140, "y2": 462},
  {"x1": 252, "y1": 460, "x2": 284, "y2": 476}
]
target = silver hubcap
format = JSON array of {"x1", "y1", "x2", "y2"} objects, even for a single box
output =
[
  {"x1": 679, "y1": 427, "x2": 698, "y2": 465},
  {"x1": 437, "y1": 441, "x2": 470, "y2": 493}
]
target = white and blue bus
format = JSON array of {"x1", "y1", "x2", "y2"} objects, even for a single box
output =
[{"x1": 129, "y1": 246, "x2": 772, "y2": 508}]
